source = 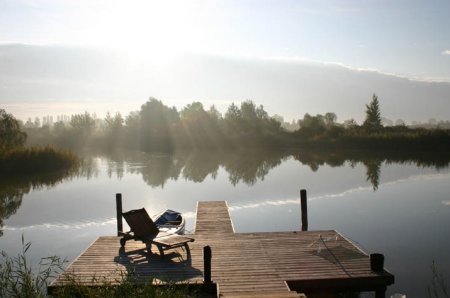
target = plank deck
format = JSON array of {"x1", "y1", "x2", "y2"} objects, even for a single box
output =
[{"x1": 50, "y1": 201, "x2": 394, "y2": 297}]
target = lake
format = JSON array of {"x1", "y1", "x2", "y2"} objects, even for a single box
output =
[{"x1": 1, "y1": 149, "x2": 450, "y2": 297}]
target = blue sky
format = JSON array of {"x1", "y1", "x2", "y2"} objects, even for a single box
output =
[{"x1": 1, "y1": 0, "x2": 450, "y2": 121}]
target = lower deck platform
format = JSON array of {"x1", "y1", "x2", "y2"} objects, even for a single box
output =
[{"x1": 50, "y1": 201, "x2": 394, "y2": 297}]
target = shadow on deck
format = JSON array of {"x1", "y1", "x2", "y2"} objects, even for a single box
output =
[{"x1": 49, "y1": 200, "x2": 394, "y2": 298}]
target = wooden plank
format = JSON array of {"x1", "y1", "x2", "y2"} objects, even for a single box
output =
[
  {"x1": 50, "y1": 200, "x2": 394, "y2": 297},
  {"x1": 194, "y1": 201, "x2": 234, "y2": 235}
]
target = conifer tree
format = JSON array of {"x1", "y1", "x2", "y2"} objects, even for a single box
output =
[{"x1": 363, "y1": 94, "x2": 382, "y2": 130}]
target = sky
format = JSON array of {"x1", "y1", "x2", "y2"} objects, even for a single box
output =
[{"x1": 1, "y1": 0, "x2": 450, "y2": 123}]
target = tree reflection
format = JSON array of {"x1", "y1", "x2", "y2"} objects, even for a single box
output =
[
  {"x1": 181, "y1": 151, "x2": 221, "y2": 182},
  {"x1": 292, "y1": 149, "x2": 450, "y2": 191},
  {"x1": 0, "y1": 167, "x2": 80, "y2": 236},
  {"x1": 222, "y1": 150, "x2": 285, "y2": 186},
  {"x1": 3, "y1": 149, "x2": 450, "y2": 236},
  {"x1": 363, "y1": 160, "x2": 382, "y2": 190},
  {"x1": 122, "y1": 152, "x2": 183, "y2": 188},
  {"x1": 101, "y1": 149, "x2": 450, "y2": 190},
  {"x1": 104, "y1": 149, "x2": 287, "y2": 188}
]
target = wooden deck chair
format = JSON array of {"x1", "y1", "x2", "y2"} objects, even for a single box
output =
[{"x1": 120, "y1": 208, "x2": 194, "y2": 257}]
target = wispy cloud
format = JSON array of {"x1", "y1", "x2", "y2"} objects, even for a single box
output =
[
  {"x1": 442, "y1": 50, "x2": 450, "y2": 56},
  {"x1": 258, "y1": 54, "x2": 450, "y2": 83}
]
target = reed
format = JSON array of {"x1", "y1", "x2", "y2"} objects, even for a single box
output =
[
  {"x1": 0, "y1": 235, "x2": 66, "y2": 298},
  {"x1": 1, "y1": 237, "x2": 199, "y2": 298},
  {"x1": 0, "y1": 146, "x2": 79, "y2": 176}
]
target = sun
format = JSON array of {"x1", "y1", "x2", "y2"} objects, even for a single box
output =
[{"x1": 79, "y1": 1, "x2": 205, "y2": 59}]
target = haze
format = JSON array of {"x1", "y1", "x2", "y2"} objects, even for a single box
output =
[{"x1": 1, "y1": 0, "x2": 450, "y2": 123}]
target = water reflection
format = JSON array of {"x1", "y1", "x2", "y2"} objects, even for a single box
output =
[
  {"x1": 2, "y1": 149, "x2": 450, "y2": 237},
  {"x1": 102, "y1": 149, "x2": 450, "y2": 190},
  {"x1": 292, "y1": 150, "x2": 450, "y2": 191},
  {"x1": 96, "y1": 150, "x2": 450, "y2": 191},
  {"x1": 102, "y1": 150, "x2": 288, "y2": 187},
  {"x1": 0, "y1": 169, "x2": 78, "y2": 236}
]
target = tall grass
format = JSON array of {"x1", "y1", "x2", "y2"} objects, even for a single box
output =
[
  {"x1": 1, "y1": 238, "x2": 204, "y2": 298},
  {"x1": 51, "y1": 277, "x2": 198, "y2": 298},
  {"x1": 0, "y1": 146, "x2": 79, "y2": 176},
  {"x1": 0, "y1": 235, "x2": 66, "y2": 298}
]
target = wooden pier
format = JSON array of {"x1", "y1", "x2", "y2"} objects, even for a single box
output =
[{"x1": 50, "y1": 200, "x2": 394, "y2": 297}]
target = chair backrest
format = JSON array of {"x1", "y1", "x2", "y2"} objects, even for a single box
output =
[{"x1": 122, "y1": 208, "x2": 159, "y2": 240}]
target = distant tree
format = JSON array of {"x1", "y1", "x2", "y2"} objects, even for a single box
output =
[
  {"x1": 33, "y1": 117, "x2": 41, "y2": 128},
  {"x1": 225, "y1": 103, "x2": 241, "y2": 121},
  {"x1": 139, "y1": 98, "x2": 180, "y2": 151},
  {"x1": 224, "y1": 103, "x2": 241, "y2": 134},
  {"x1": 180, "y1": 102, "x2": 205, "y2": 120},
  {"x1": 24, "y1": 118, "x2": 35, "y2": 129},
  {"x1": 363, "y1": 94, "x2": 382, "y2": 130},
  {"x1": 271, "y1": 114, "x2": 284, "y2": 124},
  {"x1": 104, "y1": 112, "x2": 124, "y2": 131},
  {"x1": 324, "y1": 112, "x2": 337, "y2": 127},
  {"x1": 255, "y1": 104, "x2": 268, "y2": 120},
  {"x1": 207, "y1": 105, "x2": 222, "y2": 121},
  {"x1": 428, "y1": 118, "x2": 437, "y2": 126},
  {"x1": 0, "y1": 109, "x2": 27, "y2": 150},
  {"x1": 343, "y1": 118, "x2": 358, "y2": 129},
  {"x1": 395, "y1": 119, "x2": 406, "y2": 127},
  {"x1": 53, "y1": 121, "x2": 67, "y2": 135},
  {"x1": 70, "y1": 112, "x2": 96, "y2": 136},
  {"x1": 298, "y1": 113, "x2": 325, "y2": 130},
  {"x1": 297, "y1": 113, "x2": 327, "y2": 137},
  {"x1": 179, "y1": 102, "x2": 227, "y2": 149},
  {"x1": 123, "y1": 111, "x2": 140, "y2": 149},
  {"x1": 103, "y1": 112, "x2": 124, "y2": 147},
  {"x1": 240, "y1": 101, "x2": 258, "y2": 123}
]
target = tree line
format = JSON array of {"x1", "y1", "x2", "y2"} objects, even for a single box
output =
[
  {"x1": 24, "y1": 98, "x2": 286, "y2": 151},
  {"x1": 6, "y1": 94, "x2": 450, "y2": 152}
]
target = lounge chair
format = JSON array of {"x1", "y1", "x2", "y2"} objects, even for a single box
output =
[{"x1": 120, "y1": 208, "x2": 194, "y2": 257}]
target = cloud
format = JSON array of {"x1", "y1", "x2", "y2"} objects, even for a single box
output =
[
  {"x1": 2, "y1": 43, "x2": 450, "y2": 123},
  {"x1": 260, "y1": 54, "x2": 450, "y2": 83},
  {"x1": 442, "y1": 50, "x2": 450, "y2": 56}
]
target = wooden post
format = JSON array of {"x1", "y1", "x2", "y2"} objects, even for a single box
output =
[
  {"x1": 375, "y1": 286, "x2": 387, "y2": 298},
  {"x1": 300, "y1": 189, "x2": 308, "y2": 231},
  {"x1": 203, "y1": 246, "x2": 212, "y2": 284},
  {"x1": 116, "y1": 193, "x2": 123, "y2": 236}
]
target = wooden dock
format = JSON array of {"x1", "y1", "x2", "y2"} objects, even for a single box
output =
[{"x1": 50, "y1": 200, "x2": 394, "y2": 297}]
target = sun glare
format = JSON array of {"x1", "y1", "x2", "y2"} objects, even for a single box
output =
[{"x1": 79, "y1": 1, "x2": 207, "y2": 60}]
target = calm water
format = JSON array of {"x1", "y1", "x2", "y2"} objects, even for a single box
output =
[{"x1": 1, "y1": 150, "x2": 450, "y2": 297}]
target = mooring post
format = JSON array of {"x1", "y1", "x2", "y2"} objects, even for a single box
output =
[
  {"x1": 375, "y1": 286, "x2": 387, "y2": 298},
  {"x1": 203, "y1": 245, "x2": 212, "y2": 284},
  {"x1": 116, "y1": 193, "x2": 123, "y2": 236},
  {"x1": 300, "y1": 189, "x2": 308, "y2": 231}
]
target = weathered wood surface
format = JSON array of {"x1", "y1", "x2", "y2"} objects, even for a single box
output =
[
  {"x1": 50, "y1": 201, "x2": 394, "y2": 297},
  {"x1": 195, "y1": 201, "x2": 235, "y2": 236}
]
